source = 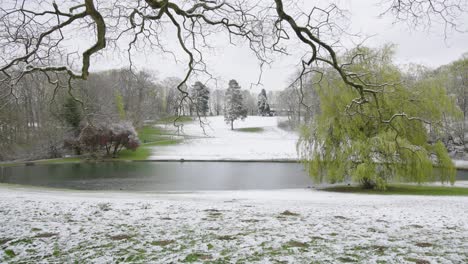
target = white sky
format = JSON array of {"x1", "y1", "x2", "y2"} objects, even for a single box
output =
[{"x1": 89, "y1": 0, "x2": 468, "y2": 93}]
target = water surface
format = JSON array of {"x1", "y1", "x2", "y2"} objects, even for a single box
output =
[
  {"x1": 0, "y1": 162, "x2": 311, "y2": 191},
  {"x1": 1, "y1": 162, "x2": 466, "y2": 191}
]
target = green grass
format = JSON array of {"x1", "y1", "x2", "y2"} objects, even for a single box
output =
[
  {"x1": 143, "y1": 139, "x2": 183, "y2": 147},
  {"x1": 116, "y1": 147, "x2": 152, "y2": 160},
  {"x1": 236, "y1": 127, "x2": 264, "y2": 133},
  {"x1": 0, "y1": 162, "x2": 23, "y2": 167},
  {"x1": 0, "y1": 157, "x2": 82, "y2": 167},
  {"x1": 114, "y1": 123, "x2": 185, "y2": 160},
  {"x1": 36, "y1": 157, "x2": 82, "y2": 164},
  {"x1": 137, "y1": 126, "x2": 173, "y2": 143},
  {"x1": 323, "y1": 184, "x2": 468, "y2": 196},
  {"x1": 156, "y1": 116, "x2": 193, "y2": 125}
]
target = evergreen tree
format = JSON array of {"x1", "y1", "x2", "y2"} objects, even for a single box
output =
[
  {"x1": 257, "y1": 89, "x2": 269, "y2": 115},
  {"x1": 224, "y1": 80, "x2": 247, "y2": 130},
  {"x1": 62, "y1": 97, "x2": 83, "y2": 155},
  {"x1": 191, "y1": 81, "x2": 210, "y2": 116},
  {"x1": 62, "y1": 97, "x2": 82, "y2": 133}
]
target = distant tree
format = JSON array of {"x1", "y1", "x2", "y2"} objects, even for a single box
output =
[
  {"x1": 224, "y1": 80, "x2": 247, "y2": 130},
  {"x1": 444, "y1": 56, "x2": 468, "y2": 145},
  {"x1": 211, "y1": 89, "x2": 225, "y2": 116},
  {"x1": 257, "y1": 89, "x2": 269, "y2": 116},
  {"x1": 62, "y1": 97, "x2": 82, "y2": 133},
  {"x1": 191, "y1": 81, "x2": 210, "y2": 116},
  {"x1": 242, "y1": 90, "x2": 257, "y2": 115},
  {"x1": 114, "y1": 91, "x2": 127, "y2": 120},
  {"x1": 62, "y1": 97, "x2": 83, "y2": 154},
  {"x1": 265, "y1": 103, "x2": 271, "y2": 115},
  {"x1": 78, "y1": 121, "x2": 140, "y2": 158}
]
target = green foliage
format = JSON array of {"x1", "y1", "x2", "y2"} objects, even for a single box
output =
[
  {"x1": 298, "y1": 46, "x2": 461, "y2": 190},
  {"x1": 62, "y1": 97, "x2": 82, "y2": 130},
  {"x1": 114, "y1": 92, "x2": 126, "y2": 120},
  {"x1": 191, "y1": 81, "x2": 210, "y2": 116}
]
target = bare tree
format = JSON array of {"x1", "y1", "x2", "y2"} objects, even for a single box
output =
[{"x1": 0, "y1": 0, "x2": 466, "y2": 134}]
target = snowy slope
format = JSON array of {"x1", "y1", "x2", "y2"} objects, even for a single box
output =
[{"x1": 149, "y1": 116, "x2": 299, "y2": 160}]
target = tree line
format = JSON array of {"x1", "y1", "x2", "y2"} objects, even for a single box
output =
[{"x1": 0, "y1": 69, "x2": 278, "y2": 160}]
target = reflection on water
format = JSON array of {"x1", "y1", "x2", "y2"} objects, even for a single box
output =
[
  {"x1": 0, "y1": 162, "x2": 312, "y2": 191},
  {"x1": 1, "y1": 162, "x2": 467, "y2": 191}
]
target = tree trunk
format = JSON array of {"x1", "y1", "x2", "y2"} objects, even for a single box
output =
[
  {"x1": 112, "y1": 142, "x2": 120, "y2": 158},
  {"x1": 231, "y1": 120, "x2": 234, "y2": 130}
]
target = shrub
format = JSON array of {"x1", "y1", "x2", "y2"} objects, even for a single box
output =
[{"x1": 77, "y1": 121, "x2": 140, "y2": 157}]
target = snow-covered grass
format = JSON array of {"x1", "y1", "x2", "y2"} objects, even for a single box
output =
[
  {"x1": 0, "y1": 186, "x2": 466, "y2": 263},
  {"x1": 149, "y1": 116, "x2": 298, "y2": 160}
]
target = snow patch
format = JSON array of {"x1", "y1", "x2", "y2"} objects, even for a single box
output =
[{"x1": 149, "y1": 116, "x2": 299, "y2": 160}]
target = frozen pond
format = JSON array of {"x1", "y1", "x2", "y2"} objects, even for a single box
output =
[{"x1": 1, "y1": 162, "x2": 468, "y2": 191}]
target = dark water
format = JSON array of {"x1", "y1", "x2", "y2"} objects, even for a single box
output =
[
  {"x1": 0, "y1": 162, "x2": 312, "y2": 191},
  {"x1": 1, "y1": 162, "x2": 467, "y2": 191}
]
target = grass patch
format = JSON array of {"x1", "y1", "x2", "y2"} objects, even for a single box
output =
[
  {"x1": 217, "y1": 235, "x2": 236, "y2": 241},
  {"x1": 0, "y1": 162, "x2": 24, "y2": 167},
  {"x1": 109, "y1": 234, "x2": 133, "y2": 241},
  {"x1": 323, "y1": 184, "x2": 468, "y2": 196},
  {"x1": 143, "y1": 139, "x2": 183, "y2": 147},
  {"x1": 137, "y1": 125, "x2": 177, "y2": 143},
  {"x1": 285, "y1": 240, "x2": 308, "y2": 248},
  {"x1": 116, "y1": 139, "x2": 182, "y2": 160},
  {"x1": 116, "y1": 147, "x2": 152, "y2": 160},
  {"x1": 182, "y1": 253, "x2": 212, "y2": 262},
  {"x1": 4, "y1": 249, "x2": 16, "y2": 258},
  {"x1": 280, "y1": 210, "x2": 300, "y2": 216},
  {"x1": 34, "y1": 233, "x2": 58, "y2": 238},
  {"x1": 0, "y1": 157, "x2": 82, "y2": 167},
  {"x1": 151, "y1": 240, "x2": 174, "y2": 246},
  {"x1": 36, "y1": 157, "x2": 82, "y2": 164},
  {"x1": 156, "y1": 116, "x2": 193, "y2": 125},
  {"x1": 236, "y1": 127, "x2": 264, "y2": 133}
]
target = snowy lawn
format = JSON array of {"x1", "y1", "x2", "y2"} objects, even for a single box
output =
[
  {"x1": 148, "y1": 116, "x2": 298, "y2": 160},
  {"x1": 0, "y1": 186, "x2": 467, "y2": 263}
]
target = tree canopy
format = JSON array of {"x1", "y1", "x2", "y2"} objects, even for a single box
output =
[
  {"x1": 297, "y1": 46, "x2": 462, "y2": 190},
  {"x1": 191, "y1": 81, "x2": 210, "y2": 116},
  {"x1": 224, "y1": 80, "x2": 247, "y2": 130}
]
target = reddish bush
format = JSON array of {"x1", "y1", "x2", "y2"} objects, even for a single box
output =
[{"x1": 77, "y1": 122, "x2": 140, "y2": 157}]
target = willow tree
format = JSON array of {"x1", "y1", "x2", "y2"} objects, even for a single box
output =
[{"x1": 297, "y1": 46, "x2": 462, "y2": 190}]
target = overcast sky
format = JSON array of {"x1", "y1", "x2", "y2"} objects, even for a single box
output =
[{"x1": 91, "y1": 0, "x2": 468, "y2": 93}]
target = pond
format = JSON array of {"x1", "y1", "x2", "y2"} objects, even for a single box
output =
[
  {"x1": 1, "y1": 162, "x2": 467, "y2": 191},
  {"x1": 0, "y1": 162, "x2": 312, "y2": 191}
]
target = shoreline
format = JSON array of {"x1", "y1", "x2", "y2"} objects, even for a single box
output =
[{"x1": 4, "y1": 158, "x2": 468, "y2": 170}]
